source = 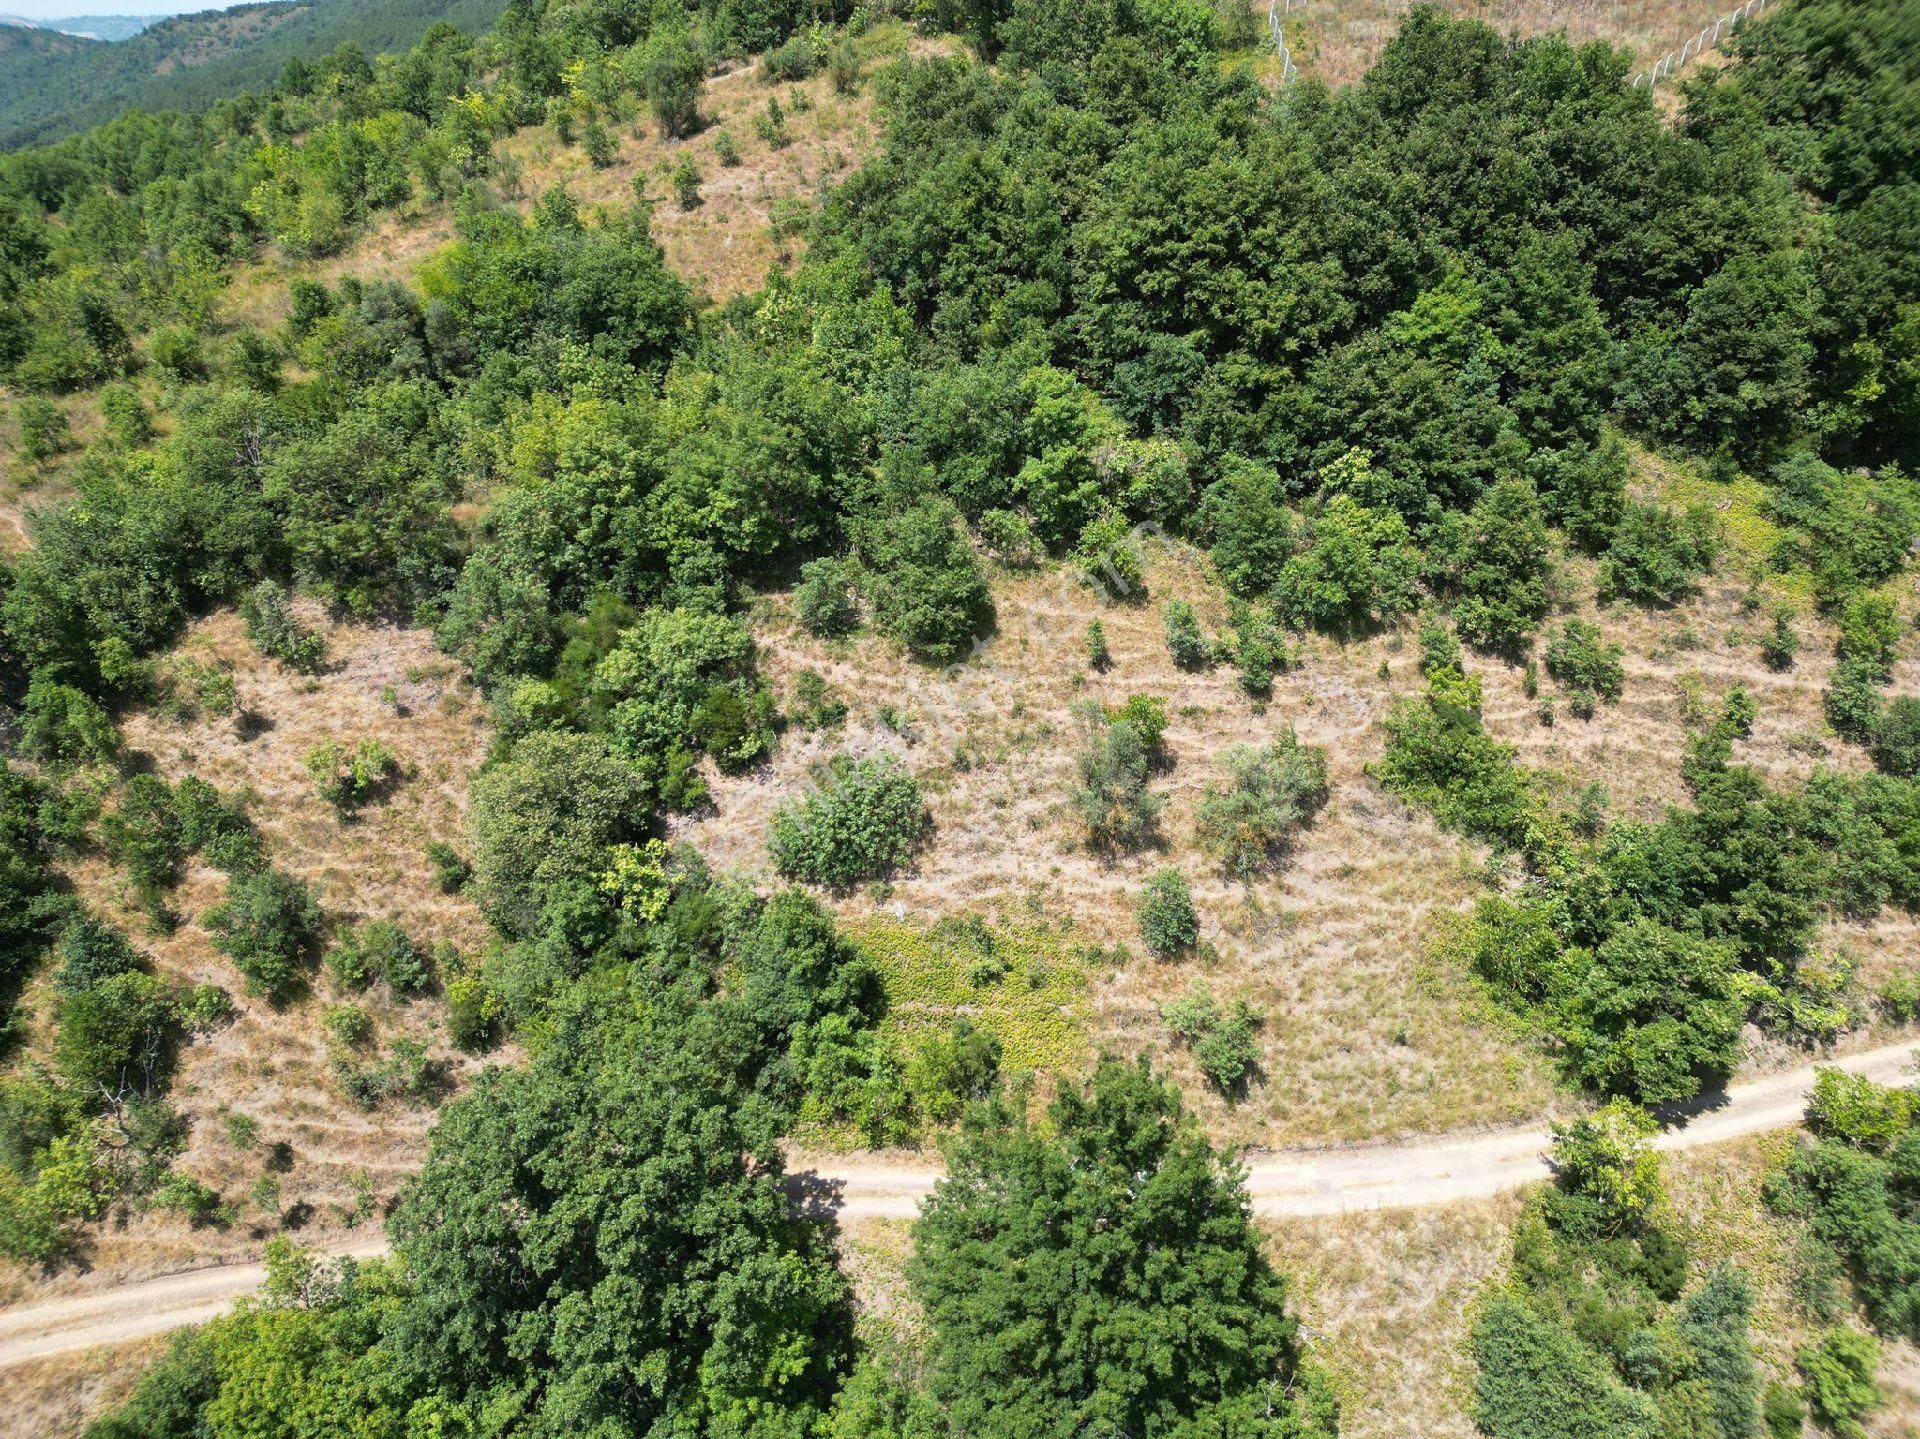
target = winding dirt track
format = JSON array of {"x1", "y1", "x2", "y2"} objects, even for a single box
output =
[{"x1": 2, "y1": 1040, "x2": 1913, "y2": 1371}]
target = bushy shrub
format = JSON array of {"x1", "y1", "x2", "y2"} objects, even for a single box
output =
[
  {"x1": 425, "y1": 841, "x2": 470, "y2": 894},
  {"x1": 1598, "y1": 503, "x2": 1718, "y2": 604},
  {"x1": 1137, "y1": 868, "x2": 1198, "y2": 956},
  {"x1": 1274, "y1": 493, "x2": 1419, "y2": 631},
  {"x1": 205, "y1": 868, "x2": 323, "y2": 1004},
  {"x1": 770, "y1": 755, "x2": 929, "y2": 887},
  {"x1": 760, "y1": 33, "x2": 819, "y2": 82},
  {"x1": 755, "y1": 95, "x2": 790, "y2": 149},
  {"x1": 828, "y1": 38, "x2": 861, "y2": 93},
  {"x1": 977, "y1": 508, "x2": 1040, "y2": 569},
  {"x1": 1377, "y1": 666, "x2": 1532, "y2": 849},
  {"x1": 54, "y1": 970, "x2": 181, "y2": 1096},
  {"x1": 1160, "y1": 987, "x2": 1262, "y2": 1094},
  {"x1": 1762, "y1": 1382, "x2": 1806, "y2": 1439},
  {"x1": 1070, "y1": 709, "x2": 1161, "y2": 851},
  {"x1": 445, "y1": 975, "x2": 501, "y2": 1052},
  {"x1": 1680, "y1": 1265, "x2": 1761, "y2": 1439},
  {"x1": 1194, "y1": 730, "x2": 1330, "y2": 878},
  {"x1": 794, "y1": 556, "x2": 860, "y2": 637},
  {"x1": 1869, "y1": 697, "x2": 1920, "y2": 777},
  {"x1": 670, "y1": 156, "x2": 702, "y2": 208},
  {"x1": 1085, "y1": 619, "x2": 1110, "y2": 671},
  {"x1": 304, "y1": 738, "x2": 400, "y2": 815},
  {"x1": 1446, "y1": 476, "x2": 1553, "y2": 650},
  {"x1": 1471, "y1": 1293, "x2": 1660, "y2": 1439},
  {"x1": 1762, "y1": 608, "x2": 1800, "y2": 671},
  {"x1": 239, "y1": 580, "x2": 326, "y2": 672},
  {"x1": 328, "y1": 921, "x2": 432, "y2": 999},
  {"x1": 643, "y1": 39, "x2": 703, "y2": 138},
  {"x1": 1797, "y1": 1328, "x2": 1880, "y2": 1438},
  {"x1": 1160, "y1": 600, "x2": 1208, "y2": 669},
  {"x1": 906, "y1": 1019, "x2": 1001, "y2": 1124},
  {"x1": 1106, "y1": 693, "x2": 1168, "y2": 754},
  {"x1": 594, "y1": 607, "x2": 776, "y2": 780},
  {"x1": 1544, "y1": 620, "x2": 1624, "y2": 717}
]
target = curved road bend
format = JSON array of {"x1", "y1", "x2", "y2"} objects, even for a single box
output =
[{"x1": 1, "y1": 1040, "x2": 1912, "y2": 1370}]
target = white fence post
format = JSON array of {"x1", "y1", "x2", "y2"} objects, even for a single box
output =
[{"x1": 1635, "y1": 0, "x2": 1773, "y2": 91}]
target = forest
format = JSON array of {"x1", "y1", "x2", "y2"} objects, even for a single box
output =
[{"x1": 0, "y1": 0, "x2": 1917, "y2": 1434}]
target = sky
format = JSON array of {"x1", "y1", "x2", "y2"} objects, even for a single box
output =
[{"x1": 3, "y1": 2, "x2": 191, "y2": 18}]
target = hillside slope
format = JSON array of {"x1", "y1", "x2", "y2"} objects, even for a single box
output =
[{"x1": 0, "y1": 0, "x2": 503, "y2": 150}]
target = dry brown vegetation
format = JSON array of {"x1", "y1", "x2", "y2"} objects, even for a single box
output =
[
  {"x1": 1266, "y1": 1195, "x2": 1525, "y2": 1438},
  {"x1": 0, "y1": 606, "x2": 494, "y2": 1306},
  {"x1": 1269, "y1": 0, "x2": 1757, "y2": 88},
  {"x1": 682, "y1": 444, "x2": 1918, "y2": 1152},
  {"x1": 0, "y1": 1336, "x2": 168, "y2": 1439},
  {"x1": 691, "y1": 549, "x2": 1566, "y2": 1151}
]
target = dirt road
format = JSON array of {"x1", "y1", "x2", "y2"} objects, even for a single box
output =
[{"x1": 2, "y1": 1040, "x2": 1912, "y2": 1370}]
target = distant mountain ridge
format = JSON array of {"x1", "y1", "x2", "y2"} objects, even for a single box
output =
[
  {"x1": 0, "y1": 0, "x2": 504, "y2": 151},
  {"x1": 0, "y1": 13, "x2": 173, "y2": 41}
]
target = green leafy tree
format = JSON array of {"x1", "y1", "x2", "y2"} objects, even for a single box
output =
[
  {"x1": 1444, "y1": 477, "x2": 1553, "y2": 650},
  {"x1": 1797, "y1": 1329, "x2": 1880, "y2": 1439},
  {"x1": 794, "y1": 556, "x2": 860, "y2": 638},
  {"x1": 644, "y1": 39, "x2": 705, "y2": 138},
  {"x1": 856, "y1": 501, "x2": 992, "y2": 664},
  {"x1": 907, "y1": 1058, "x2": 1337, "y2": 1437},
  {"x1": 1198, "y1": 457, "x2": 1293, "y2": 599},
  {"x1": 1274, "y1": 495, "x2": 1419, "y2": 632},
  {"x1": 55, "y1": 970, "x2": 180, "y2": 1098},
  {"x1": 1598, "y1": 504, "x2": 1718, "y2": 605},
  {"x1": 469, "y1": 731, "x2": 645, "y2": 940},
  {"x1": 385, "y1": 993, "x2": 853, "y2": 1436},
  {"x1": 1162, "y1": 599, "x2": 1209, "y2": 669},
  {"x1": 1561, "y1": 921, "x2": 1745, "y2": 1105},
  {"x1": 1549, "y1": 1100, "x2": 1665, "y2": 1234}
]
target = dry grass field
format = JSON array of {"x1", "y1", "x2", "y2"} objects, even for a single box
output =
[
  {"x1": 686, "y1": 554, "x2": 1568, "y2": 1150},
  {"x1": 0, "y1": 605, "x2": 495, "y2": 1307},
  {"x1": 0, "y1": 1336, "x2": 168, "y2": 1439},
  {"x1": 1269, "y1": 0, "x2": 1762, "y2": 88},
  {"x1": 681, "y1": 443, "x2": 1919, "y2": 1152}
]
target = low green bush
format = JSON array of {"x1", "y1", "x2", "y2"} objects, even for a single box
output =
[
  {"x1": 1195, "y1": 729, "x2": 1329, "y2": 878},
  {"x1": 1137, "y1": 868, "x2": 1198, "y2": 956},
  {"x1": 1161, "y1": 986, "x2": 1262, "y2": 1094},
  {"x1": 1163, "y1": 600, "x2": 1209, "y2": 669},
  {"x1": 770, "y1": 755, "x2": 929, "y2": 887}
]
